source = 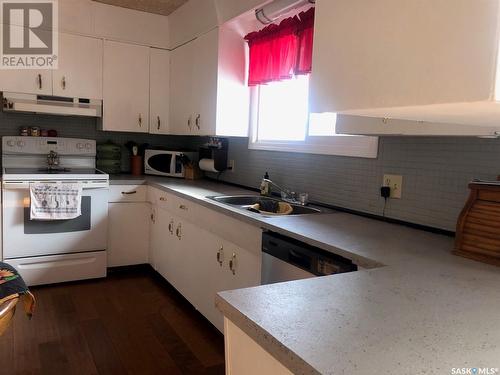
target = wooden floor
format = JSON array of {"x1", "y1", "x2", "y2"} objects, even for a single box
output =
[{"x1": 0, "y1": 268, "x2": 225, "y2": 375}]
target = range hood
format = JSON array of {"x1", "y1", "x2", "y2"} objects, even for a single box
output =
[{"x1": 2, "y1": 92, "x2": 102, "y2": 117}]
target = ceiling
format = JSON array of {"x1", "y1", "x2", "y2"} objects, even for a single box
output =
[{"x1": 93, "y1": 0, "x2": 189, "y2": 16}]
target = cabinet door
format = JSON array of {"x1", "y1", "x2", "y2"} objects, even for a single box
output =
[
  {"x1": 0, "y1": 70, "x2": 52, "y2": 95},
  {"x1": 149, "y1": 48, "x2": 170, "y2": 134},
  {"x1": 108, "y1": 203, "x2": 150, "y2": 267},
  {"x1": 152, "y1": 207, "x2": 175, "y2": 276},
  {"x1": 191, "y1": 28, "x2": 219, "y2": 136},
  {"x1": 103, "y1": 40, "x2": 150, "y2": 133},
  {"x1": 53, "y1": 33, "x2": 103, "y2": 99},
  {"x1": 169, "y1": 38, "x2": 195, "y2": 135}
]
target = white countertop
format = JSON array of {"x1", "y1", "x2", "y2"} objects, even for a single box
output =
[{"x1": 111, "y1": 175, "x2": 500, "y2": 375}]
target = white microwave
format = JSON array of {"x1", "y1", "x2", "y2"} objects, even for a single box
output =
[{"x1": 144, "y1": 150, "x2": 198, "y2": 178}]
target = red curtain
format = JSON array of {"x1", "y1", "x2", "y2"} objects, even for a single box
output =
[{"x1": 244, "y1": 7, "x2": 315, "y2": 86}]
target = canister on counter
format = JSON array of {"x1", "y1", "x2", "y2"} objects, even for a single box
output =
[
  {"x1": 30, "y1": 127, "x2": 40, "y2": 136},
  {"x1": 20, "y1": 127, "x2": 29, "y2": 136}
]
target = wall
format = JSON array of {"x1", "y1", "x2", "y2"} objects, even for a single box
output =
[
  {"x1": 216, "y1": 136, "x2": 500, "y2": 231},
  {"x1": 0, "y1": 112, "x2": 200, "y2": 172}
]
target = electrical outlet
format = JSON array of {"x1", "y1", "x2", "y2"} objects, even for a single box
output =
[
  {"x1": 383, "y1": 174, "x2": 403, "y2": 199},
  {"x1": 228, "y1": 160, "x2": 235, "y2": 173}
]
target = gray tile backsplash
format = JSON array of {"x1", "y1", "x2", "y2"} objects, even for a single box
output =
[
  {"x1": 216, "y1": 137, "x2": 500, "y2": 231},
  {"x1": 0, "y1": 112, "x2": 202, "y2": 172},
  {"x1": 2, "y1": 111, "x2": 498, "y2": 231}
]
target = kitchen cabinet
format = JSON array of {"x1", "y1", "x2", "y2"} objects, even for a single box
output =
[
  {"x1": 103, "y1": 40, "x2": 150, "y2": 133},
  {"x1": 170, "y1": 26, "x2": 248, "y2": 137},
  {"x1": 0, "y1": 70, "x2": 52, "y2": 96},
  {"x1": 54, "y1": 33, "x2": 103, "y2": 99},
  {"x1": 310, "y1": 0, "x2": 500, "y2": 135},
  {"x1": 224, "y1": 319, "x2": 293, "y2": 375},
  {"x1": 149, "y1": 48, "x2": 171, "y2": 135},
  {"x1": 107, "y1": 185, "x2": 150, "y2": 267},
  {"x1": 148, "y1": 186, "x2": 262, "y2": 332}
]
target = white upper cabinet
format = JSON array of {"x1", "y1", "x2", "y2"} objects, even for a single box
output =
[
  {"x1": 149, "y1": 48, "x2": 171, "y2": 135},
  {"x1": 103, "y1": 40, "x2": 150, "y2": 133},
  {"x1": 170, "y1": 28, "x2": 218, "y2": 136},
  {"x1": 191, "y1": 28, "x2": 219, "y2": 136},
  {"x1": 310, "y1": 0, "x2": 500, "y2": 134},
  {"x1": 170, "y1": 26, "x2": 249, "y2": 136},
  {"x1": 0, "y1": 69, "x2": 52, "y2": 96},
  {"x1": 170, "y1": 38, "x2": 196, "y2": 135},
  {"x1": 54, "y1": 33, "x2": 103, "y2": 99},
  {"x1": 58, "y1": 0, "x2": 93, "y2": 35}
]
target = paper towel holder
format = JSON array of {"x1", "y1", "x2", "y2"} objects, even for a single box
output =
[{"x1": 199, "y1": 138, "x2": 229, "y2": 173}]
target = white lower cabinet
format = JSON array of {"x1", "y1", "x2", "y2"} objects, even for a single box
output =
[
  {"x1": 224, "y1": 319, "x2": 293, "y2": 375},
  {"x1": 148, "y1": 187, "x2": 262, "y2": 332},
  {"x1": 107, "y1": 203, "x2": 150, "y2": 267},
  {"x1": 107, "y1": 185, "x2": 150, "y2": 267}
]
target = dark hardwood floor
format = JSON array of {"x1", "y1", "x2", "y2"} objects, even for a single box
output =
[{"x1": 0, "y1": 267, "x2": 225, "y2": 375}]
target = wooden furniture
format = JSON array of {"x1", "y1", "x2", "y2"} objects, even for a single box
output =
[
  {"x1": 0, "y1": 297, "x2": 18, "y2": 336},
  {"x1": 455, "y1": 182, "x2": 500, "y2": 266}
]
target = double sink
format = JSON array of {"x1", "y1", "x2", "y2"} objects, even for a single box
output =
[{"x1": 208, "y1": 195, "x2": 322, "y2": 216}]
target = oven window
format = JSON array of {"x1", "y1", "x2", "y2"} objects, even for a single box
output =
[
  {"x1": 148, "y1": 154, "x2": 172, "y2": 173},
  {"x1": 24, "y1": 196, "x2": 91, "y2": 234}
]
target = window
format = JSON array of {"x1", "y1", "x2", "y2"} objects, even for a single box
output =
[{"x1": 249, "y1": 76, "x2": 379, "y2": 158}]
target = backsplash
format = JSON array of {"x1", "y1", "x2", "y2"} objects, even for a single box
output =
[
  {"x1": 216, "y1": 137, "x2": 500, "y2": 231},
  {"x1": 0, "y1": 112, "x2": 202, "y2": 172}
]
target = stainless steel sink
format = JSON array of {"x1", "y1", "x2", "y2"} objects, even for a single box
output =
[{"x1": 208, "y1": 195, "x2": 322, "y2": 216}]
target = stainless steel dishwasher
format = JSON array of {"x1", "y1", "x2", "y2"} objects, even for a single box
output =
[{"x1": 261, "y1": 232, "x2": 358, "y2": 284}]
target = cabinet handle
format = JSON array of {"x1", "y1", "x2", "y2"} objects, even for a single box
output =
[
  {"x1": 176, "y1": 223, "x2": 182, "y2": 240},
  {"x1": 168, "y1": 220, "x2": 174, "y2": 235},
  {"x1": 121, "y1": 191, "x2": 137, "y2": 195},
  {"x1": 37, "y1": 74, "x2": 42, "y2": 89},
  {"x1": 150, "y1": 212, "x2": 155, "y2": 223},
  {"x1": 157, "y1": 116, "x2": 161, "y2": 130},
  {"x1": 179, "y1": 204, "x2": 188, "y2": 211},
  {"x1": 195, "y1": 114, "x2": 201, "y2": 130},
  {"x1": 61, "y1": 76, "x2": 66, "y2": 90},
  {"x1": 187, "y1": 116, "x2": 192, "y2": 130},
  {"x1": 229, "y1": 252, "x2": 237, "y2": 275},
  {"x1": 216, "y1": 246, "x2": 224, "y2": 267},
  {"x1": 139, "y1": 114, "x2": 143, "y2": 127},
  {"x1": 159, "y1": 196, "x2": 167, "y2": 202}
]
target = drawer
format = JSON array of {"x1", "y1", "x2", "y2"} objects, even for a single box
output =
[
  {"x1": 168, "y1": 193, "x2": 198, "y2": 221},
  {"x1": 109, "y1": 185, "x2": 147, "y2": 202},
  {"x1": 148, "y1": 186, "x2": 171, "y2": 209}
]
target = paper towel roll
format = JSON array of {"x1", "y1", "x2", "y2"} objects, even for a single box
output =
[{"x1": 199, "y1": 158, "x2": 219, "y2": 173}]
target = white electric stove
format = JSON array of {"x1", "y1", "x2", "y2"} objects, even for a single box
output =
[{"x1": 2, "y1": 136, "x2": 110, "y2": 286}]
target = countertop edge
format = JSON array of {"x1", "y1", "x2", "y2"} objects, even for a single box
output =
[{"x1": 215, "y1": 293, "x2": 321, "y2": 375}]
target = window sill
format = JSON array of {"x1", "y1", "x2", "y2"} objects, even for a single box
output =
[{"x1": 248, "y1": 136, "x2": 379, "y2": 158}]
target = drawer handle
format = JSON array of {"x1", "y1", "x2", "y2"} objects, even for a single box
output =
[
  {"x1": 179, "y1": 204, "x2": 188, "y2": 211},
  {"x1": 176, "y1": 223, "x2": 182, "y2": 240},
  {"x1": 229, "y1": 252, "x2": 237, "y2": 275},
  {"x1": 121, "y1": 191, "x2": 137, "y2": 195},
  {"x1": 168, "y1": 220, "x2": 174, "y2": 235},
  {"x1": 159, "y1": 197, "x2": 167, "y2": 201},
  {"x1": 216, "y1": 246, "x2": 224, "y2": 267}
]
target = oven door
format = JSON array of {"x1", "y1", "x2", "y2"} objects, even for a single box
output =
[{"x1": 2, "y1": 182, "x2": 108, "y2": 259}]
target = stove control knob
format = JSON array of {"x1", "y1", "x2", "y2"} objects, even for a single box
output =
[
  {"x1": 17, "y1": 140, "x2": 25, "y2": 148},
  {"x1": 6, "y1": 140, "x2": 15, "y2": 147},
  {"x1": 85, "y1": 143, "x2": 92, "y2": 150},
  {"x1": 76, "y1": 143, "x2": 84, "y2": 150}
]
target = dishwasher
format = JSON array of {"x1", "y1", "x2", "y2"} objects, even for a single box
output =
[{"x1": 261, "y1": 232, "x2": 358, "y2": 284}]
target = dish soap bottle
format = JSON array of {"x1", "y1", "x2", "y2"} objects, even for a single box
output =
[{"x1": 260, "y1": 172, "x2": 271, "y2": 196}]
